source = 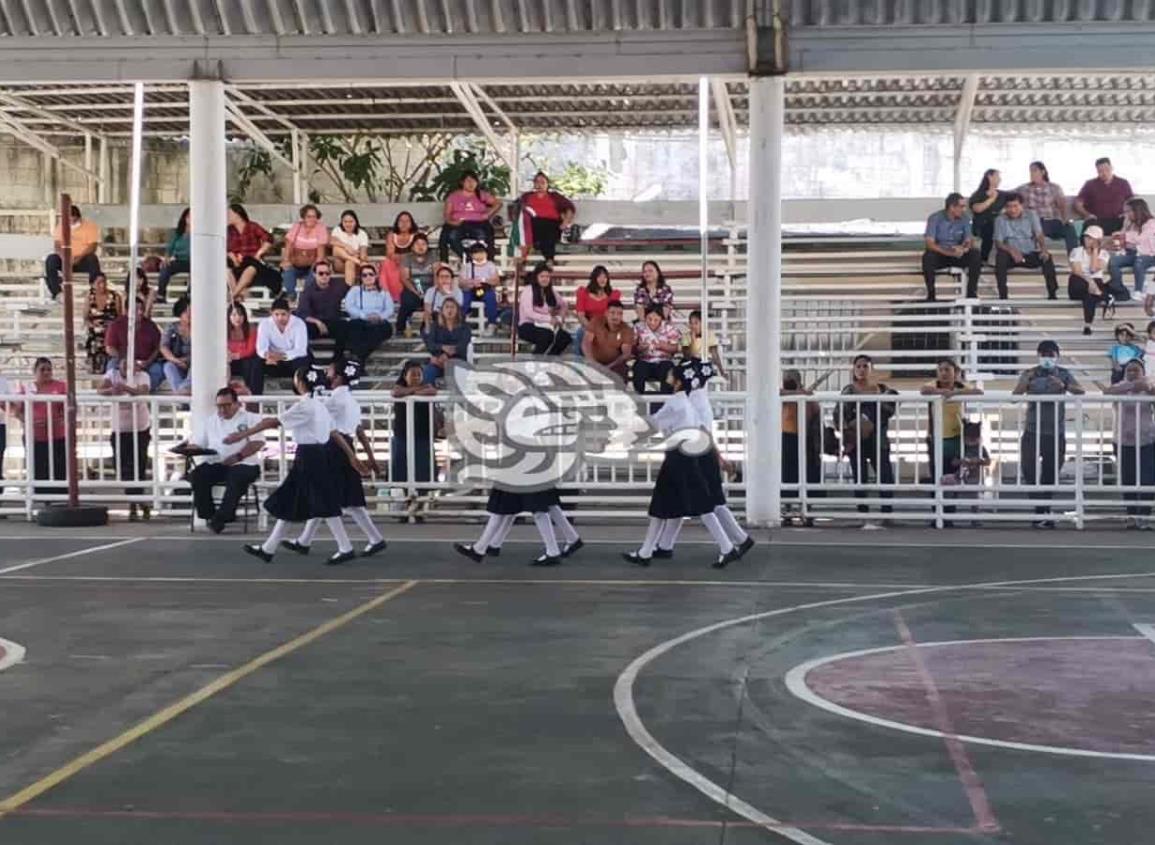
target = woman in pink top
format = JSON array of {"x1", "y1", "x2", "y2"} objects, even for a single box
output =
[
  {"x1": 574, "y1": 265, "x2": 620, "y2": 358},
  {"x1": 1109, "y1": 198, "x2": 1155, "y2": 296},
  {"x1": 14, "y1": 357, "x2": 68, "y2": 495},
  {"x1": 517, "y1": 262, "x2": 571, "y2": 355},
  {"x1": 439, "y1": 171, "x2": 502, "y2": 263},
  {"x1": 280, "y1": 204, "x2": 329, "y2": 298}
]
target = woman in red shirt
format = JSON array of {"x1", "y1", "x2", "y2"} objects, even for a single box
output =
[
  {"x1": 15, "y1": 357, "x2": 68, "y2": 496},
  {"x1": 518, "y1": 172, "x2": 576, "y2": 262},
  {"x1": 574, "y1": 265, "x2": 620, "y2": 358},
  {"x1": 227, "y1": 302, "x2": 263, "y2": 395},
  {"x1": 226, "y1": 203, "x2": 281, "y2": 300}
]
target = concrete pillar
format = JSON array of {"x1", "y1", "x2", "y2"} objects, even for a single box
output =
[
  {"x1": 189, "y1": 80, "x2": 229, "y2": 419},
  {"x1": 744, "y1": 76, "x2": 784, "y2": 527}
]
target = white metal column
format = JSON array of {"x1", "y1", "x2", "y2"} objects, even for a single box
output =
[
  {"x1": 189, "y1": 80, "x2": 229, "y2": 419},
  {"x1": 745, "y1": 76, "x2": 784, "y2": 527}
]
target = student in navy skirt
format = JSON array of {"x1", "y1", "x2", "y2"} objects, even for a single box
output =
[
  {"x1": 282, "y1": 358, "x2": 387, "y2": 558},
  {"x1": 230, "y1": 365, "x2": 367, "y2": 565},
  {"x1": 623, "y1": 360, "x2": 744, "y2": 569},
  {"x1": 454, "y1": 485, "x2": 583, "y2": 567}
]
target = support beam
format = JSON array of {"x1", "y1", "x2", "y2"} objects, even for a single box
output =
[
  {"x1": 0, "y1": 110, "x2": 101, "y2": 184},
  {"x1": 291, "y1": 128, "x2": 302, "y2": 204},
  {"x1": 952, "y1": 74, "x2": 980, "y2": 192},
  {"x1": 189, "y1": 80, "x2": 229, "y2": 419},
  {"x1": 98, "y1": 136, "x2": 110, "y2": 203},
  {"x1": 83, "y1": 132, "x2": 95, "y2": 202},
  {"x1": 225, "y1": 101, "x2": 296, "y2": 171},
  {"x1": 745, "y1": 76, "x2": 784, "y2": 528},
  {"x1": 449, "y1": 81, "x2": 515, "y2": 172},
  {"x1": 709, "y1": 77, "x2": 738, "y2": 173}
]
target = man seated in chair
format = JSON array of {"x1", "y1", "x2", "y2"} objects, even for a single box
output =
[{"x1": 181, "y1": 386, "x2": 264, "y2": 533}]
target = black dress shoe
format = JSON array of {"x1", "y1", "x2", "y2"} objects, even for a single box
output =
[
  {"x1": 530, "y1": 554, "x2": 562, "y2": 567},
  {"x1": 362, "y1": 540, "x2": 388, "y2": 557},
  {"x1": 485, "y1": 546, "x2": 502, "y2": 557},
  {"x1": 454, "y1": 542, "x2": 484, "y2": 563},
  {"x1": 652, "y1": 548, "x2": 674, "y2": 559},
  {"x1": 281, "y1": 540, "x2": 310, "y2": 555},
  {"x1": 622, "y1": 551, "x2": 651, "y2": 567},
  {"x1": 326, "y1": 549, "x2": 357, "y2": 566},
  {"x1": 208, "y1": 519, "x2": 225, "y2": 535},
  {"x1": 243, "y1": 544, "x2": 273, "y2": 563},
  {"x1": 711, "y1": 547, "x2": 742, "y2": 569},
  {"x1": 736, "y1": 535, "x2": 755, "y2": 558},
  {"x1": 561, "y1": 538, "x2": 584, "y2": 558}
]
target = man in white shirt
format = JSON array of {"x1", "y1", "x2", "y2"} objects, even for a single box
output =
[
  {"x1": 256, "y1": 297, "x2": 311, "y2": 387},
  {"x1": 183, "y1": 386, "x2": 264, "y2": 533}
]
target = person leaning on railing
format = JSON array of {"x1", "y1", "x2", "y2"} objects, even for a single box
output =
[
  {"x1": 839, "y1": 354, "x2": 898, "y2": 529},
  {"x1": 1104, "y1": 358, "x2": 1155, "y2": 529},
  {"x1": 920, "y1": 358, "x2": 983, "y2": 481},
  {"x1": 13, "y1": 358, "x2": 67, "y2": 497},
  {"x1": 391, "y1": 360, "x2": 438, "y2": 492},
  {"x1": 99, "y1": 359, "x2": 152, "y2": 521},
  {"x1": 781, "y1": 369, "x2": 823, "y2": 526}
]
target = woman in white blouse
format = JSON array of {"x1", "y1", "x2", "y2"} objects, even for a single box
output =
[
  {"x1": 330, "y1": 209, "x2": 370, "y2": 286},
  {"x1": 1068, "y1": 224, "x2": 1111, "y2": 335}
]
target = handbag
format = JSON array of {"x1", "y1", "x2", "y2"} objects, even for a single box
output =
[{"x1": 822, "y1": 425, "x2": 841, "y2": 457}]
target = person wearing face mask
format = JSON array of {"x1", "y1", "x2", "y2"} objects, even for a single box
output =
[{"x1": 1012, "y1": 340, "x2": 1085, "y2": 527}]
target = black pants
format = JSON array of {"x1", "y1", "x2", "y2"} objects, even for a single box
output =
[
  {"x1": 1119, "y1": 443, "x2": 1155, "y2": 517},
  {"x1": 921, "y1": 249, "x2": 982, "y2": 300},
  {"x1": 305, "y1": 318, "x2": 348, "y2": 357},
  {"x1": 190, "y1": 462, "x2": 260, "y2": 523},
  {"x1": 995, "y1": 250, "x2": 1058, "y2": 299},
  {"x1": 1067, "y1": 274, "x2": 1103, "y2": 324},
  {"x1": 439, "y1": 221, "x2": 495, "y2": 262},
  {"x1": 0, "y1": 423, "x2": 5, "y2": 481},
  {"x1": 45, "y1": 253, "x2": 101, "y2": 298},
  {"x1": 112, "y1": 431, "x2": 151, "y2": 499},
  {"x1": 32, "y1": 438, "x2": 67, "y2": 495},
  {"x1": 157, "y1": 258, "x2": 189, "y2": 298},
  {"x1": 631, "y1": 359, "x2": 674, "y2": 395},
  {"x1": 259, "y1": 356, "x2": 311, "y2": 394},
  {"x1": 228, "y1": 256, "x2": 282, "y2": 296},
  {"x1": 1020, "y1": 431, "x2": 1065, "y2": 513},
  {"x1": 530, "y1": 217, "x2": 562, "y2": 262},
  {"x1": 782, "y1": 432, "x2": 824, "y2": 500},
  {"x1": 517, "y1": 324, "x2": 571, "y2": 355},
  {"x1": 973, "y1": 219, "x2": 996, "y2": 264},
  {"x1": 848, "y1": 439, "x2": 894, "y2": 513},
  {"x1": 396, "y1": 289, "x2": 424, "y2": 334},
  {"x1": 345, "y1": 319, "x2": 393, "y2": 362},
  {"x1": 1041, "y1": 218, "x2": 1078, "y2": 253},
  {"x1": 1095, "y1": 216, "x2": 1125, "y2": 237},
  {"x1": 230, "y1": 356, "x2": 264, "y2": 395}
]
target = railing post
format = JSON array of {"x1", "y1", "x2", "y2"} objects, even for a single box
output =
[
  {"x1": 1074, "y1": 397, "x2": 1085, "y2": 529},
  {"x1": 933, "y1": 397, "x2": 944, "y2": 529},
  {"x1": 406, "y1": 398, "x2": 417, "y2": 506},
  {"x1": 23, "y1": 397, "x2": 34, "y2": 521}
]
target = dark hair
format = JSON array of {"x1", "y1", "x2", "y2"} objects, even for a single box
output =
[
  {"x1": 606, "y1": 300, "x2": 624, "y2": 311},
  {"x1": 360, "y1": 263, "x2": 377, "y2": 276},
  {"x1": 216, "y1": 387, "x2": 239, "y2": 402},
  {"x1": 299, "y1": 203, "x2": 321, "y2": 220},
  {"x1": 587, "y1": 265, "x2": 612, "y2": 294},
  {"x1": 962, "y1": 420, "x2": 983, "y2": 438},
  {"x1": 175, "y1": 207, "x2": 190, "y2": 236},
  {"x1": 33, "y1": 356, "x2": 52, "y2": 370},
  {"x1": 641, "y1": 260, "x2": 667, "y2": 289},
  {"x1": 228, "y1": 302, "x2": 252, "y2": 338},
  {"x1": 1126, "y1": 197, "x2": 1153, "y2": 230},
  {"x1": 1147, "y1": 320, "x2": 1155, "y2": 335},
  {"x1": 469, "y1": 241, "x2": 489, "y2": 254},
  {"x1": 440, "y1": 297, "x2": 462, "y2": 329},
  {"x1": 944, "y1": 192, "x2": 965, "y2": 210},
  {"x1": 1030, "y1": 161, "x2": 1050, "y2": 182},
  {"x1": 976, "y1": 169, "x2": 998, "y2": 195},
  {"x1": 228, "y1": 203, "x2": 250, "y2": 223},
  {"x1": 412, "y1": 232, "x2": 429, "y2": 245},
  {"x1": 339, "y1": 209, "x2": 361, "y2": 233},
  {"x1": 312, "y1": 259, "x2": 332, "y2": 273},
  {"x1": 533, "y1": 171, "x2": 549, "y2": 184},
  {"x1": 853, "y1": 354, "x2": 873, "y2": 366},
  {"x1": 435, "y1": 265, "x2": 454, "y2": 280},
  {"x1": 459, "y1": 170, "x2": 481, "y2": 191},
  {"x1": 293, "y1": 364, "x2": 315, "y2": 394},
  {"x1": 271, "y1": 297, "x2": 291, "y2": 313},
  {"x1": 644, "y1": 305, "x2": 664, "y2": 320},
  {"x1": 392, "y1": 211, "x2": 416, "y2": 234},
  {"x1": 172, "y1": 296, "x2": 189, "y2": 319},
  {"x1": 397, "y1": 359, "x2": 424, "y2": 386},
  {"x1": 1095, "y1": 157, "x2": 1112, "y2": 167},
  {"x1": 529, "y1": 262, "x2": 557, "y2": 309},
  {"x1": 689, "y1": 309, "x2": 702, "y2": 321},
  {"x1": 69, "y1": 205, "x2": 81, "y2": 219},
  {"x1": 1004, "y1": 191, "x2": 1023, "y2": 205},
  {"x1": 1037, "y1": 339, "x2": 1060, "y2": 356}
]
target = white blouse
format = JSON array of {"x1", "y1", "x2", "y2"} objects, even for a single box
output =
[
  {"x1": 324, "y1": 385, "x2": 361, "y2": 437},
  {"x1": 279, "y1": 396, "x2": 334, "y2": 445}
]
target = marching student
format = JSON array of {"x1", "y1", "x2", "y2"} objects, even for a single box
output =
[
  {"x1": 454, "y1": 488, "x2": 582, "y2": 568},
  {"x1": 231, "y1": 365, "x2": 366, "y2": 566},
  {"x1": 623, "y1": 360, "x2": 742, "y2": 569},
  {"x1": 281, "y1": 358, "x2": 387, "y2": 558}
]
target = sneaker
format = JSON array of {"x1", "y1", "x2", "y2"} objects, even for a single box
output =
[
  {"x1": 243, "y1": 544, "x2": 273, "y2": 563},
  {"x1": 622, "y1": 551, "x2": 651, "y2": 567},
  {"x1": 861, "y1": 523, "x2": 884, "y2": 531},
  {"x1": 529, "y1": 553, "x2": 562, "y2": 567},
  {"x1": 561, "y1": 538, "x2": 584, "y2": 558},
  {"x1": 712, "y1": 547, "x2": 741, "y2": 569},
  {"x1": 326, "y1": 549, "x2": 357, "y2": 566},
  {"x1": 652, "y1": 548, "x2": 674, "y2": 559},
  {"x1": 453, "y1": 542, "x2": 484, "y2": 563},
  {"x1": 362, "y1": 540, "x2": 388, "y2": 557},
  {"x1": 281, "y1": 540, "x2": 311, "y2": 555}
]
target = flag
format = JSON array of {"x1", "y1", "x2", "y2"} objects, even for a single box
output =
[{"x1": 506, "y1": 202, "x2": 534, "y2": 259}]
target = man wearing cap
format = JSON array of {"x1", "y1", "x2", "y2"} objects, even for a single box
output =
[
  {"x1": 995, "y1": 193, "x2": 1059, "y2": 300},
  {"x1": 1012, "y1": 340, "x2": 1085, "y2": 527}
]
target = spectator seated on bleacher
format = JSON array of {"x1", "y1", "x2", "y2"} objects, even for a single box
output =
[
  {"x1": 995, "y1": 193, "x2": 1059, "y2": 300},
  {"x1": 1107, "y1": 198, "x2": 1155, "y2": 298},
  {"x1": 1017, "y1": 161, "x2": 1077, "y2": 253},
  {"x1": 227, "y1": 203, "x2": 282, "y2": 301},
  {"x1": 160, "y1": 308, "x2": 193, "y2": 394},
  {"x1": 920, "y1": 192, "x2": 981, "y2": 302},
  {"x1": 573, "y1": 265, "x2": 619, "y2": 355},
  {"x1": 683, "y1": 309, "x2": 726, "y2": 379},
  {"x1": 632, "y1": 306, "x2": 680, "y2": 395},
  {"x1": 423, "y1": 266, "x2": 464, "y2": 332},
  {"x1": 633, "y1": 261, "x2": 674, "y2": 323},
  {"x1": 968, "y1": 169, "x2": 1010, "y2": 265},
  {"x1": 1075, "y1": 157, "x2": 1134, "y2": 237},
  {"x1": 422, "y1": 298, "x2": 472, "y2": 386},
  {"x1": 296, "y1": 259, "x2": 349, "y2": 358},
  {"x1": 342, "y1": 264, "x2": 394, "y2": 364},
  {"x1": 459, "y1": 242, "x2": 506, "y2": 332},
  {"x1": 397, "y1": 233, "x2": 436, "y2": 335},
  {"x1": 45, "y1": 204, "x2": 101, "y2": 301},
  {"x1": 517, "y1": 171, "x2": 576, "y2": 262},
  {"x1": 438, "y1": 171, "x2": 501, "y2": 263},
  {"x1": 386, "y1": 211, "x2": 419, "y2": 260},
  {"x1": 227, "y1": 302, "x2": 262, "y2": 396},
  {"x1": 517, "y1": 263, "x2": 571, "y2": 356},
  {"x1": 280, "y1": 204, "x2": 328, "y2": 299},
  {"x1": 1068, "y1": 226, "x2": 1112, "y2": 335},
  {"x1": 255, "y1": 298, "x2": 310, "y2": 393},
  {"x1": 85, "y1": 273, "x2": 123, "y2": 375},
  {"x1": 129, "y1": 267, "x2": 158, "y2": 319},
  {"x1": 581, "y1": 300, "x2": 634, "y2": 379},
  {"x1": 183, "y1": 386, "x2": 265, "y2": 534},
  {"x1": 99, "y1": 359, "x2": 153, "y2": 520},
  {"x1": 330, "y1": 209, "x2": 370, "y2": 286},
  {"x1": 105, "y1": 297, "x2": 165, "y2": 392},
  {"x1": 156, "y1": 207, "x2": 190, "y2": 304}
]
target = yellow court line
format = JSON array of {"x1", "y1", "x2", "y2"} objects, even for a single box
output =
[{"x1": 0, "y1": 579, "x2": 419, "y2": 820}]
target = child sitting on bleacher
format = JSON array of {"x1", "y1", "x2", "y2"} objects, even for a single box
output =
[
  {"x1": 458, "y1": 242, "x2": 507, "y2": 333},
  {"x1": 1108, "y1": 323, "x2": 1143, "y2": 384}
]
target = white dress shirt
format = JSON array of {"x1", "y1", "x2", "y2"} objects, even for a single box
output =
[
  {"x1": 194, "y1": 409, "x2": 264, "y2": 465},
  {"x1": 279, "y1": 396, "x2": 334, "y2": 445},
  {"x1": 256, "y1": 315, "x2": 309, "y2": 360}
]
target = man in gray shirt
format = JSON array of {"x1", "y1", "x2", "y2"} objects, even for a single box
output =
[{"x1": 995, "y1": 192, "x2": 1058, "y2": 299}]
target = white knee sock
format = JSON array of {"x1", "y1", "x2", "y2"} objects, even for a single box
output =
[
  {"x1": 325, "y1": 517, "x2": 353, "y2": 554},
  {"x1": 700, "y1": 512, "x2": 735, "y2": 554},
  {"x1": 714, "y1": 506, "x2": 749, "y2": 544},
  {"x1": 639, "y1": 517, "x2": 665, "y2": 557},
  {"x1": 346, "y1": 507, "x2": 384, "y2": 544},
  {"x1": 657, "y1": 518, "x2": 683, "y2": 551},
  {"x1": 472, "y1": 514, "x2": 505, "y2": 554},
  {"x1": 490, "y1": 514, "x2": 516, "y2": 549},
  {"x1": 532, "y1": 512, "x2": 561, "y2": 557},
  {"x1": 261, "y1": 520, "x2": 290, "y2": 554},
  {"x1": 297, "y1": 519, "x2": 320, "y2": 547},
  {"x1": 548, "y1": 505, "x2": 580, "y2": 545}
]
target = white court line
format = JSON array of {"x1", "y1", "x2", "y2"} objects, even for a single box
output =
[
  {"x1": 783, "y1": 636, "x2": 1155, "y2": 764},
  {"x1": 1135, "y1": 623, "x2": 1155, "y2": 645},
  {"x1": 0, "y1": 638, "x2": 26, "y2": 673},
  {"x1": 0, "y1": 538, "x2": 145, "y2": 576},
  {"x1": 613, "y1": 567, "x2": 1155, "y2": 845}
]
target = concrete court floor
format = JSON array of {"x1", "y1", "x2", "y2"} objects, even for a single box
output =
[{"x1": 0, "y1": 523, "x2": 1153, "y2": 845}]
